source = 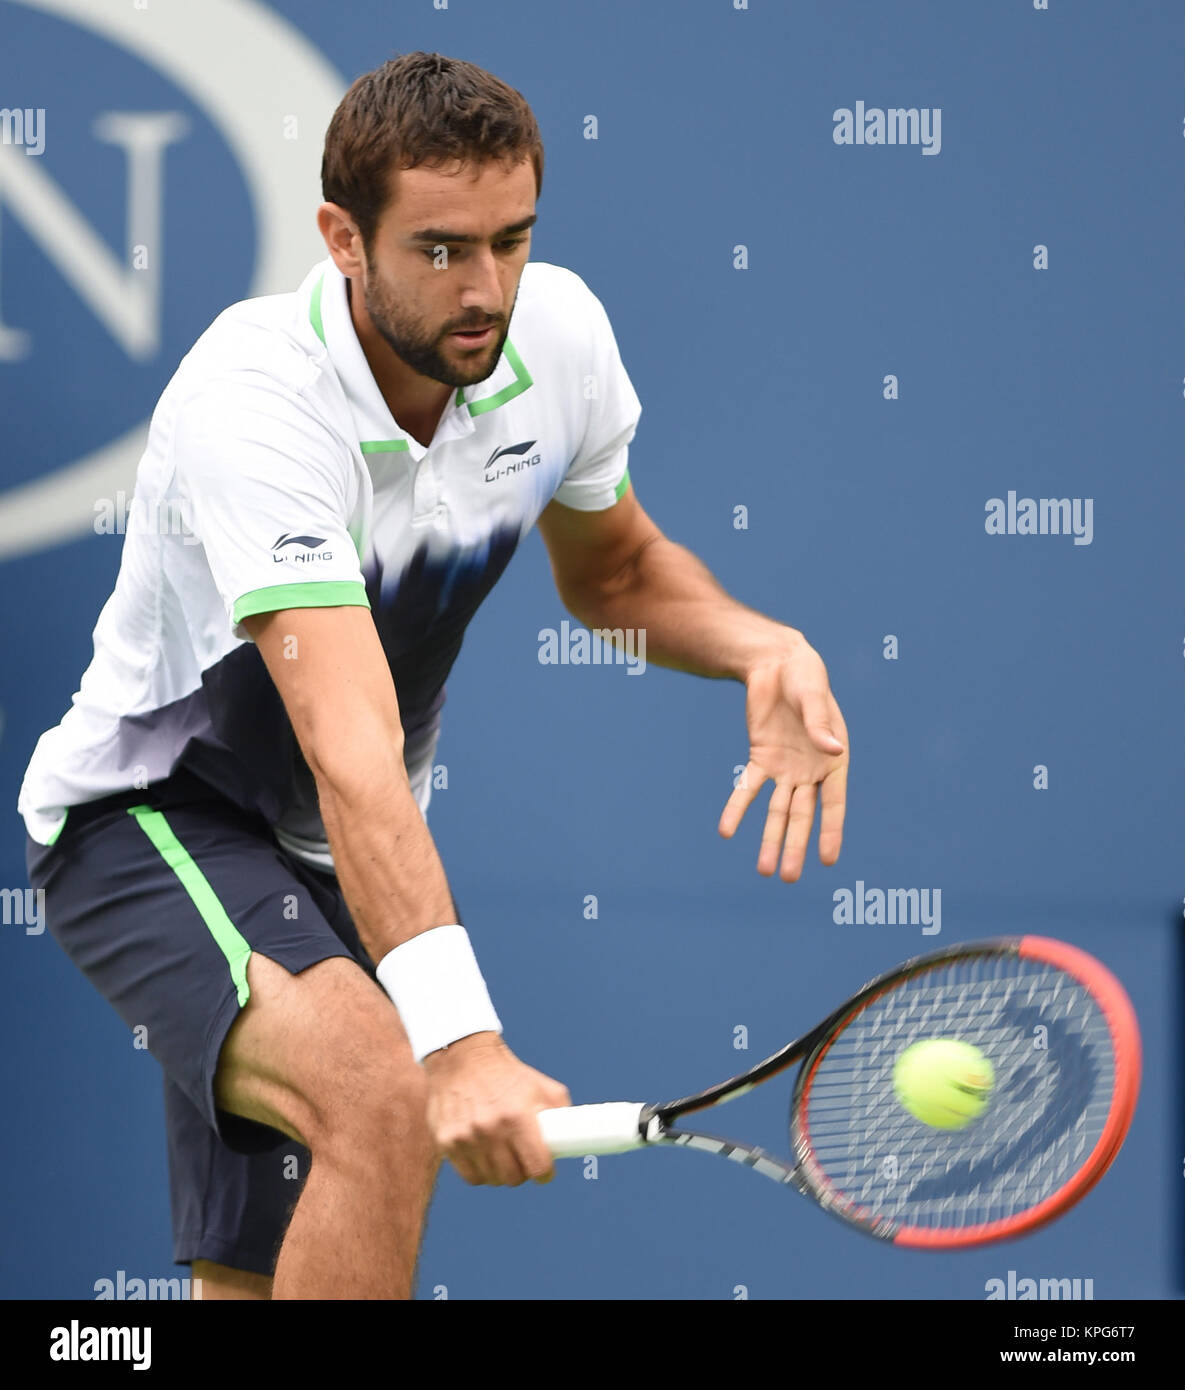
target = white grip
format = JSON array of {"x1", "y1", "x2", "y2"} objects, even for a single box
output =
[{"x1": 536, "y1": 1103, "x2": 648, "y2": 1158}]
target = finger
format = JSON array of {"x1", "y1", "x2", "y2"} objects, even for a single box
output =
[
  {"x1": 457, "y1": 1126, "x2": 515, "y2": 1187},
  {"x1": 516, "y1": 1119, "x2": 558, "y2": 1185},
  {"x1": 489, "y1": 1132, "x2": 532, "y2": 1187},
  {"x1": 718, "y1": 763, "x2": 769, "y2": 838},
  {"x1": 446, "y1": 1140, "x2": 484, "y2": 1187},
  {"x1": 818, "y1": 760, "x2": 848, "y2": 866},
  {"x1": 780, "y1": 782, "x2": 817, "y2": 883},
  {"x1": 527, "y1": 1086, "x2": 569, "y2": 1183},
  {"x1": 801, "y1": 688, "x2": 845, "y2": 754},
  {"x1": 756, "y1": 777, "x2": 793, "y2": 876}
]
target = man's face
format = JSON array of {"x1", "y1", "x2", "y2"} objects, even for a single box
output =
[{"x1": 358, "y1": 158, "x2": 537, "y2": 389}]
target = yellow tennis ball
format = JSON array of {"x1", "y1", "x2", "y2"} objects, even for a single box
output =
[{"x1": 892, "y1": 1039, "x2": 995, "y2": 1130}]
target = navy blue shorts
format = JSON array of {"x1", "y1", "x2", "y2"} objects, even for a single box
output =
[{"x1": 26, "y1": 766, "x2": 380, "y2": 1277}]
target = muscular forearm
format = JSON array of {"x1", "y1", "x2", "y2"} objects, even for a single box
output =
[
  {"x1": 567, "y1": 534, "x2": 802, "y2": 681},
  {"x1": 312, "y1": 745, "x2": 458, "y2": 965}
]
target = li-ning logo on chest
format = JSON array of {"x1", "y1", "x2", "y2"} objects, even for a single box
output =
[
  {"x1": 272, "y1": 532, "x2": 334, "y2": 563},
  {"x1": 484, "y1": 439, "x2": 540, "y2": 483}
]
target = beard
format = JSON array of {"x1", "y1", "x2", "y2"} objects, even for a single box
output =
[{"x1": 360, "y1": 260, "x2": 515, "y2": 389}]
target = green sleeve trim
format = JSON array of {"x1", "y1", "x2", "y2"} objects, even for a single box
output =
[
  {"x1": 232, "y1": 580, "x2": 371, "y2": 625},
  {"x1": 309, "y1": 272, "x2": 326, "y2": 346},
  {"x1": 127, "y1": 805, "x2": 252, "y2": 1007},
  {"x1": 614, "y1": 468, "x2": 631, "y2": 502}
]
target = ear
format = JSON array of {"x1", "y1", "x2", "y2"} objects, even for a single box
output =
[{"x1": 317, "y1": 202, "x2": 365, "y2": 278}]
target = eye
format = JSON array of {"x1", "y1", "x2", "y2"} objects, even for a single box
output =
[{"x1": 420, "y1": 238, "x2": 525, "y2": 262}]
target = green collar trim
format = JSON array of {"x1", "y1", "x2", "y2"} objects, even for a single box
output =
[
  {"x1": 359, "y1": 439, "x2": 410, "y2": 454},
  {"x1": 455, "y1": 337, "x2": 533, "y2": 416},
  {"x1": 309, "y1": 272, "x2": 326, "y2": 346}
]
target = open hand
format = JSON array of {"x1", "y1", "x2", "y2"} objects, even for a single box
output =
[{"x1": 717, "y1": 637, "x2": 849, "y2": 881}]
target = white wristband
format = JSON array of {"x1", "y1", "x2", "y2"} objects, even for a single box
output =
[{"x1": 375, "y1": 925, "x2": 503, "y2": 1063}]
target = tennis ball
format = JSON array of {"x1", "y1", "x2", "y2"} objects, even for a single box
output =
[{"x1": 892, "y1": 1039, "x2": 995, "y2": 1130}]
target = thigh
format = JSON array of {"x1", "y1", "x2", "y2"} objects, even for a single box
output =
[
  {"x1": 27, "y1": 774, "x2": 363, "y2": 1153},
  {"x1": 212, "y1": 948, "x2": 425, "y2": 1156}
]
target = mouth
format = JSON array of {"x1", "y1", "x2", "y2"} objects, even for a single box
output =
[{"x1": 448, "y1": 323, "x2": 498, "y2": 348}]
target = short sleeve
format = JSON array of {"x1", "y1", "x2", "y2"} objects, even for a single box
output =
[
  {"x1": 551, "y1": 286, "x2": 642, "y2": 512},
  {"x1": 172, "y1": 377, "x2": 370, "y2": 641}
]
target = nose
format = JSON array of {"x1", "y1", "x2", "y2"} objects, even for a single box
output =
[{"x1": 457, "y1": 245, "x2": 504, "y2": 315}]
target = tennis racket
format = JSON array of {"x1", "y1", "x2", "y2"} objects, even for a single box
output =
[{"x1": 536, "y1": 936, "x2": 1140, "y2": 1248}]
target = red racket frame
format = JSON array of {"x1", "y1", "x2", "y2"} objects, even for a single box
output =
[{"x1": 791, "y1": 935, "x2": 1142, "y2": 1248}]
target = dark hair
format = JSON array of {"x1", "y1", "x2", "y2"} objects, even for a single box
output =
[{"x1": 321, "y1": 51, "x2": 544, "y2": 250}]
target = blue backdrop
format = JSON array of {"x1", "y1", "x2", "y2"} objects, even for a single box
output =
[{"x1": 0, "y1": 0, "x2": 1180, "y2": 1300}]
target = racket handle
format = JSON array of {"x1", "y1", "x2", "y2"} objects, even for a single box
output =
[{"x1": 537, "y1": 1103, "x2": 648, "y2": 1158}]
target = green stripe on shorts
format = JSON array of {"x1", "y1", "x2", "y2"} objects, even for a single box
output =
[{"x1": 127, "y1": 805, "x2": 252, "y2": 1006}]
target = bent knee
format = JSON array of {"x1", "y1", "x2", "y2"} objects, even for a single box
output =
[{"x1": 217, "y1": 953, "x2": 429, "y2": 1154}]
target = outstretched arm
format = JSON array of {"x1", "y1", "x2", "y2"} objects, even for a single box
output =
[{"x1": 536, "y1": 486, "x2": 849, "y2": 881}]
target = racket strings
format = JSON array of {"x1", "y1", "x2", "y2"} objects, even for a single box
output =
[{"x1": 795, "y1": 954, "x2": 1115, "y2": 1231}]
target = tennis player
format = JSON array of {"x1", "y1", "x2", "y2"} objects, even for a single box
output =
[{"x1": 19, "y1": 52, "x2": 848, "y2": 1300}]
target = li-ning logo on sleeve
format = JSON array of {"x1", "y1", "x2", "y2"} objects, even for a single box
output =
[
  {"x1": 272, "y1": 532, "x2": 333, "y2": 563},
  {"x1": 484, "y1": 439, "x2": 540, "y2": 483}
]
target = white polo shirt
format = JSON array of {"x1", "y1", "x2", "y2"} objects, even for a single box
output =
[{"x1": 19, "y1": 257, "x2": 642, "y2": 868}]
